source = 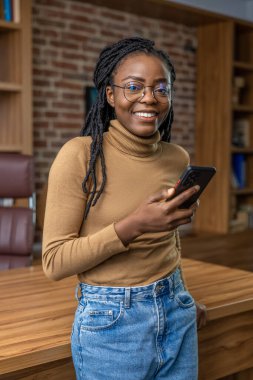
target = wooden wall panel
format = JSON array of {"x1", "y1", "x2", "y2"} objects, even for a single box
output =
[{"x1": 195, "y1": 22, "x2": 234, "y2": 233}]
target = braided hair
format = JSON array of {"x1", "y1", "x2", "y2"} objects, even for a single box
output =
[{"x1": 80, "y1": 36, "x2": 176, "y2": 219}]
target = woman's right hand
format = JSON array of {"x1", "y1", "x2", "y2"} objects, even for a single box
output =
[{"x1": 114, "y1": 185, "x2": 200, "y2": 246}]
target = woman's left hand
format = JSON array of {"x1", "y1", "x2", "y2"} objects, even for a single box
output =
[{"x1": 195, "y1": 302, "x2": 207, "y2": 330}]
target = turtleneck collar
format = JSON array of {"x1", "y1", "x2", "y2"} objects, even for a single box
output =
[{"x1": 104, "y1": 119, "x2": 161, "y2": 158}]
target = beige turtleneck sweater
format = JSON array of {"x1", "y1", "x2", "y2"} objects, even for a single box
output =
[{"x1": 42, "y1": 120, "x2": 189, "y2": 286}]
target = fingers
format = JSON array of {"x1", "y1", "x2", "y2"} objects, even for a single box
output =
[
  {"x1": 168, "y1": 217, "x2": 192, "y2": 230},
  {"x1": 165, "y1": 185, "x2": 200, "y2": 211},
  {"x1": 148, "y1": 187, "x2": 175, "y2": 203},
  {"x1": 189, "y1": 199, "x2": 200, "y2": 211},
  {"x1": 196, "y1": 303, "x2": 207, "y2": 330}
]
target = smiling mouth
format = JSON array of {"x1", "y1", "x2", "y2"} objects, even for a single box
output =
[{"x1": 133, "y1": 112, "x2": 158, "y2": 118}]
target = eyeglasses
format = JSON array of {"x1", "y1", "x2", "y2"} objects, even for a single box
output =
[{"x1": 112, "y1": 80, "x2": 173, "y2": 104}]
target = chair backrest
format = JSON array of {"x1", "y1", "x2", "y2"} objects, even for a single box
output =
[
  {"x1": 0, "y1": 153, "x2": 35, "y2": 270},
  {"x1": 0, "y1": 153, "x2": 34, "y2": 198}
]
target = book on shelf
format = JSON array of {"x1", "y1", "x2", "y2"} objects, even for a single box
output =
[
  {"x1": 232, "y1": 153, "x2": 246, "y2": 189},
  {"x1": 3, "y1": 0, "x2": 11, "y2": 21},
  {"x1": 239, "y1": 205, "x2": 253, "y2": 229},
  {"x1": 232, "y1": 119, "x2": 250, "y2": 148},
  {"x1": 230, "y1": 210, "x2": 249, "y2": 232},
  {"x1": 232, "y1": 76, "x2": 246, "y2": 105},
  {"x1": 12, "y1": 0, "x2": 20, "y2": 23},
  {"x1": 0, "y1": 198, "x2": 14, "y2": 206},
  {"x1": 229, "y1": 204, "x2": 253, "y2": 232},
  {"x1": 0, "y1": 0, "x2": 20, "y2": 22}
]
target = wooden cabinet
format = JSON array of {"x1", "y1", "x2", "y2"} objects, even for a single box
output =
[
  {"x1": 0, "y1": 0, "x2": 32, "y2": 154},
  {"x1": 195, "y1": 20, "x2": 253, "y2": 233}
]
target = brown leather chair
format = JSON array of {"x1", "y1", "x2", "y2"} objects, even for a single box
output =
[{"x1": 0, "y1": 153, "x2": 35, "y2": 270}]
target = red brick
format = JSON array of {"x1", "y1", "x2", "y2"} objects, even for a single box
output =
[
  {"x1": 44, "y1": 10, "x2": 74, "y2": 20},
  {"x1": 33, "y1": 101, "x2": 48, "y2": 108},
  {"x1": 50, "y1": 40, "x2": 80, "y2": 50},
  {"x1": 52, "y1": 101, "x2": 81, "y2": 110},
  {"x1": 34, "y1": 121, "x2": 49, "y2": 128},
  {"x1": 51, "y1": 141, "x2": 66, "y2": 148},
  {"x1": 54, "y1": 122, "x2": 80, "y2": 129},
  {"x1": 54, "y1": 81, "x2": 83, "y2": 90},
  {"x1": 33, "y1": 68, "x2": 60, "y2": 77},
  {"x1": 45, "y1": 111, "x2": 58, "y2": 118},
  {"x1": 69, "y1": 24, "x2": 97, "y2": 34},
  {"x1": 42, "y1": 151, "x2": 58, "y2": 158},
  {"x1": 52, "y1": 61, "x2": 78, "y2": 71},
  {"x1": 35, "y1": 0, "x2": 64, "y2": 6},
  {"x1": 99, "y1": 10, "x2": 127, "y2": 22},
  {"x1": 43, "y1": 29, "x2": 59, "y2": 38},
  {"x1": 34, "y1": 140, "x2": 47, "y2": 147},
  {"x1": 44, "y1": 131, "x2": 56, "y2": 137},
  {"x1": 62, "y1": 51, "x2": 86, "y2": 61},
  {"x1": 61, "y1": 112, "x2": 83, "y2": 119},
  {"x1": 60, "y1": 132, "x2": 79, "y2": 139},
  {"x1": 33, "y1": 79, "x2": 51, "y2": 87},
  {"x1": 33, "y1": 90, "x2": 57, "y2": 99},
  {"x1": 70, "y1": 3, "x2": 96, "y2": 14},
  {"x1": 35, "y1": 17, "x2": 65, "y2": 28},
  {"x1": 33, "y1": 37, "x2": 47, "y2": 46},
  {"x1": 61, "y1": 32, "x2": 91, "y2": 42},
  {"x1": 62, "y1": 93, "x2": 84, "y2": 100}
]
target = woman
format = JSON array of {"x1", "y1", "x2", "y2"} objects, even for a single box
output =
[{"x1": 42, "y1": 37, "x2": 206, "y2": 380}]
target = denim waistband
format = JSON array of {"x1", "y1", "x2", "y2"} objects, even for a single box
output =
[{"x1": 75, "y1": 267, "x2": 183, "y2": 308}]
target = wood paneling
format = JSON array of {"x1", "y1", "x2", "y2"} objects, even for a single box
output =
[
  {"x1": 198, "y1": 309, "x2": 253, "y2": 380},
  {"x1": 181, "y1": 229, "x2": 253, "y2": 272},
  {"x1": 0, "y1": 359, "x2": 75, "y2": 380},
  {"x1": 195, "y1": 21, "x2": 234, "y2": 233}
]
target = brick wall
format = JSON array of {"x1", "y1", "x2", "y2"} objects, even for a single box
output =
[{"x1": 32, "y1": 0, "x2": 197, "y2": 195}]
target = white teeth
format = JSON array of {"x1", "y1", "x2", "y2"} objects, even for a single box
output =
[{"x1": 134, "y1": 112, "x2": 157, "y2": 118}]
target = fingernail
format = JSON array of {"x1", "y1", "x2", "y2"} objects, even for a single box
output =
[{"x1": 194, "y1": 185, "x2": 200, "y2": 191}]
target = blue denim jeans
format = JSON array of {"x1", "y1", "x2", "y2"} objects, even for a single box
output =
[{"x1": 71, "y1": 267, "x2": 198, "y2": 380}]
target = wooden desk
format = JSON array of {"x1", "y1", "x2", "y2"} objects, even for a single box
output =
[{"x1": 1, "y1": 258, "x2": 253, "y2": 380}]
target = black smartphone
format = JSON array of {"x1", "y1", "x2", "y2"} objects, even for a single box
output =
[{"x1": 173, "y1": 165, "x2": 216, "y2": 209}]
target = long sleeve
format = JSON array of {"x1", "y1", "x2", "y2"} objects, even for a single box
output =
[{"x1": 42, "y1": 137, "x2": 129, "y2": 281}]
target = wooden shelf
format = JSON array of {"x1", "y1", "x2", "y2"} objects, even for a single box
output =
[
  {"x1": 233, "y1": 105, "x2": 253, "y2": 112},
  {"x1": 231, "y1": 147, "x2": 253, "y2": 154},
  {"x1": 0, "y1": 20, "x2": 21, "y2": 31},
  {"x1": 234, "y1": 61, "x2": 253, "y2": 71},
  {"x1": 0, "y1": 1, "x2": 32, "y2": 154},
  {"x1": 0, "y1": 145, "x2": 22, "y2": 152},
  {"x1": 231, "y1": 188, "x2": 253, "y2": 195},
  {"x1": 0, "y1": 82, "x2": 22, "y2": 92}
]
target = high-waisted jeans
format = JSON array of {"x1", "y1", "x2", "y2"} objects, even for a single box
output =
[{"x1": 71, "y1": 267, "x2": 198, "y2": 380}]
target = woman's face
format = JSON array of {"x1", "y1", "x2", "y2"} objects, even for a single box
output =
[{"x1": 106, "y1": 53, "x2": 171, "y2": 138}]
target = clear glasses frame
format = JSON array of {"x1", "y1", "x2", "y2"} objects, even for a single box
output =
[{"x1": 112, "y1": 80, "x2": 174, "y2": 104}]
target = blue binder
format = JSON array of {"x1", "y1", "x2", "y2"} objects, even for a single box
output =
[
  {"x1": 3, "y1": 0, "x2": 12, "y2": 22},
  {"x1": 232, "y1": 154, "x2": 246, "y2": 189}
]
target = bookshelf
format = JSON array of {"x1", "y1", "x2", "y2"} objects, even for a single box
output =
[
  {"x1": 0, "y1": 0, "x2": 32, "y2": 154},
  {"x1": 195, "y1": 20, "x2": 253, "y2": 233}
]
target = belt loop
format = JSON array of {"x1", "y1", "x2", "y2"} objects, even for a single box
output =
[
  {"x1": 75, "y1": 283, "x2": 81, "y2": 302},
  {"x1": 169, "y1": 277, "x2": 174, "y2": 298},
  {"x1": 124, "y1": 287, "x2": 131, "y2": 308}
]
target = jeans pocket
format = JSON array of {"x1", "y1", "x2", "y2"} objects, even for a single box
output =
[
  {"x1": 80, "y1": 299, "x2": 124, "y2": 331},
  {"x1": 175, "y1": 290, "x2": 196, "y2": 309}
]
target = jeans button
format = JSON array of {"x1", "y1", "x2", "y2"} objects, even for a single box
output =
[{"x1": 156, "y1": 284, "x2": 165, "y2": 293}]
